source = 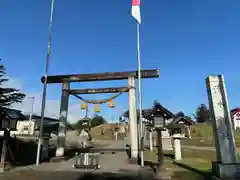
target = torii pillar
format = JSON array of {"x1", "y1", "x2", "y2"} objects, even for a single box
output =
[{"x1": 56, "y1": 82, "x2": 70, "y2": 157}]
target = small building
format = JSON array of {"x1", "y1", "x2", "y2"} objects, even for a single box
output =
[
  {"x1": 167, "y1": 114, "x2": 195, "y2": 138},
  {"x1": 122, "y1": 103, "x2": 195, "y2": 138},
  {"x1": 230, "y1": 108, "x2": 240, "y2": 130},
  {"x1": 20, "y1": 114, "x2": 59, "y2": 136},
  {"x1": 0, "y1": 108, "x2": 59, "y2": 136},
  {"x1": 0, "y1": 107, "x2": 26, "y2": 136},
  {"x1": 142, "y1": 103, "x2": 175, "y2": 123},
  {"x1": 142, "y1": 103, "x2": 195, "y2": 138},
  {"x1": 142, "y1": 104, "x2": 195, "y2": 128}
]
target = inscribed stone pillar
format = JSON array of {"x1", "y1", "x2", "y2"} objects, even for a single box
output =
[{"x1": 206, "y1": 75, "x2": 240, "y2": 179}]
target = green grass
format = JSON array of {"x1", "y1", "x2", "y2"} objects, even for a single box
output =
[
  {"x1": 182, "y1": 123, "x2": 240, "y2": 147},
  {"x1": 190, "y1": 123, "x2": 214, "y2": 137},
  {"x1": 143, "y1": 123, "x2": 240, "y2": 179},
  {"x1": 144, "y1": 148, "x2": 214, "y2": 168},
  {"x1": 144, "y1": 148, "x2": 214, "y2": 179},
  {"x1": 181, "y1": 138, "x2": 214, "y2": 147}
]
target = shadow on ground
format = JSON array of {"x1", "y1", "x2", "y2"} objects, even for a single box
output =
[
  {"x1": 9, "y1": 137, "x2": 128, "y2": 167},
  {"x1": 76, "y1": 172, "x2": 148, "y2": 180},
  {"x1": 164, "y1": 153, "x2": 213, "y2": 180},
  {"x1": 142, "y1": 160, "x2": 211, "y2": 179},
  {"x1": 7, "y1": 137, "x2": 38, "y2": 166},
  {"x1": 1, "y1": 169, "x2": 211, "y2": 180},
  {"x1": 0, "y1": 171, "x2": 154, "y2": 180}
]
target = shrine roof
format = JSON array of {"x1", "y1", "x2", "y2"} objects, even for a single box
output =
[
  {"x1": 142, "y1": 103, "x2": 175, "y2": 120},
  {"x1": 24, "y1": 114, "x2": 59, "y2": 122},
  {"x1": 231, "y1": 108, "x2": 240, "y2": 115},
  {"x1": 1, "y1": 107, "x2": 26, "y2": 120},
  {"x1": 169, "y1": 115, "x2": 195, "y2": 126}
]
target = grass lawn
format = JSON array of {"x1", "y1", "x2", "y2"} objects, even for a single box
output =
[
  {"x1": 91, "y1": 123, "x2": 240, "y2": 148},
  {"x1": 181, "y1": 123, "x2": 240, "y2": 147},
  {"x1": 181, "y1": 138, "x2": 214, "y2": 147},
  {"x1": 144, "y1": 148, "x2": 215, "y2": 179}
]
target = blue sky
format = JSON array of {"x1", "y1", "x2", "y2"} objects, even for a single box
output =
[{"x1": 1, "y1": 0, "x2": 240, "y2": 121}]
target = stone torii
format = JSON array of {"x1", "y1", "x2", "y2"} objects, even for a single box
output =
[{"x1": 41, "y1": 69, "x2": 159, "y2": 162}]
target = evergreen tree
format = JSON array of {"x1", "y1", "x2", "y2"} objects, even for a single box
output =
[
  {"x1": 193, "y1": 104, "x2": 210, "y2": 123},
  {"x1": 0, "y1": 60, "x2": 25, "y2": 106},
  {"x1": 71, "y1": 115, "x2": 106, "y2": 130},
  {"x1": 91, "y1": 115, "x2": 106, "y2": 127}
]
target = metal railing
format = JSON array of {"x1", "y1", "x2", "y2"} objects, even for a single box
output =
[{"x1": 73, "y1": 152, "x2": 100, "y2": 169}]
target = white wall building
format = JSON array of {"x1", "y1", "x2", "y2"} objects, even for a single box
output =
[
  {"x1": 231, "y1": 108, "x2": 240, "y2": 130},
  {"x1": 0, "y1": 111, "x2": 59, "y2": 136}
]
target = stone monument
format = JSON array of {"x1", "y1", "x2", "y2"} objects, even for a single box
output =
[
  {"x1": 79, "y1": 129, "x2": 90, "y2": 148},
  {"x1": 206, "y1": 75, "x2": 240, "y2": 179}
]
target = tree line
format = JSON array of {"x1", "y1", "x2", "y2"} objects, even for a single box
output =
[{"x1": 67, "y1": 115, "x2": 107, "y2": 130}]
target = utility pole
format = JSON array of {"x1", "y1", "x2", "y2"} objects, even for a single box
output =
[
  {"x1": 36, "y1": 0, "x2": 55, "y2": 166},
  {"x1": 28, "y1": 96, "x2": 35, "y2": 135}
]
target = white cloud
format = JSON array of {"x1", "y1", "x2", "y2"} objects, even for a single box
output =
[{"x1": 5, "y1": 77, "x2": 84, "y2": 122}]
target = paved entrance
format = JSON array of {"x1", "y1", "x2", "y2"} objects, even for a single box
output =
[{"x1": 0, "y1": 140, "x2": 155, "y2": 180}]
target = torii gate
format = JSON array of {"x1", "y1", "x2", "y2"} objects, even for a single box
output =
[{"x1": 41, "y1": 69, "x2": 159, "y2": 161}]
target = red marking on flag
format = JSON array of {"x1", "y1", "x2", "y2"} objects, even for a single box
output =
[{"x1": 132, "y1": 0, "x2": 140, "y2": 6}]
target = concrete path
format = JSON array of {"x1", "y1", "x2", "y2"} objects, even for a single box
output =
[{"x1": 0, "y1": 139, "x2": 156, "y2": 180}]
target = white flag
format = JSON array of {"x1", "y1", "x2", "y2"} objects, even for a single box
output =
[{"x1": 132, "y1": 0, "x2": 141, "y2": 24}]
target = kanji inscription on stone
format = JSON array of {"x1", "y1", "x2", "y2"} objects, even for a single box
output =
[{"x1": 206, "y1": 75, "x2": 237, "y2": 163}]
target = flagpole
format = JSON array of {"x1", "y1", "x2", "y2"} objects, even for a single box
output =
[
  {"x1": 36, "y1": 0, "x2": 55, "y2": 166},
  {"x1": 136, "y1": 22, "x2": 144, "y2": 168}
]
